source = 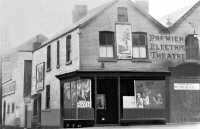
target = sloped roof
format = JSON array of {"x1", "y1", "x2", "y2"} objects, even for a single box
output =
[
  {"x1": 159, "y1": 5, "x2": 193, "y2": 27},
  {"x1": 37, "y1": 0, "x2": 168, "y2": 51},
  {"x1": 169, "y1": 0, "x2": 200, "y2": 31}
]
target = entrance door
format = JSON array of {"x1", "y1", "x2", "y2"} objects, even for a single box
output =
[
  {"x1": 24, "y1": 105, "x2": 28, "y2": 128},
  {"x1": 97, "y1": 78, "x2": 118, "y2": 124}
]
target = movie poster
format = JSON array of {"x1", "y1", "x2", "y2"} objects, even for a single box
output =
[
  {"x1": 36, "y1": 62, "x2": 45, "y2": 91},
  {"x1": 77, "y1": 79, "x2": 91, "y2": 108},
  {"x1": 116, "y1": 24, "x2": 132, "y2": 59},
  {"x1": 135, "y1": 81, "x2": 165, "y2": 109}
]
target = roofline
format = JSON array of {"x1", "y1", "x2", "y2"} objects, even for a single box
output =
[
  {"x1": 169, "y1": 0, "x2": 200, "y2": 31},
  {"x1": 127, "y1": 0, "x2": 169, "y2": 31},
  {"x1": 34, "y1": 0, "x2": 118, "y2": 52}
]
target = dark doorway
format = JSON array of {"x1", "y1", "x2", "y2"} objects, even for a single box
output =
[
  {"x1": 3, "y1": 101, "x2": 6, "y2": 126},
  {"x1": 96, "y1": 78, "x2": 118, "y2": 124}
]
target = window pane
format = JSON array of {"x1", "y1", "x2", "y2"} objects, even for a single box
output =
[
  {"x1": 71, "y1": 81, "x2": 77, "y2": 108},
  {"x1": 47, "y1": 45, "x2": 51, "y2": 69},
  {"x1": 107, "y1": 46, "x2": 114, "y2": 57},
  {"x1": 107, "y1": 32, "x2": 114, "y2": 45},
  {"x1": 140, "y1": 47, "x2": 147, "y2": 58},
  {"x1": 100, "y1": 46, "x2": 107, "y2": 57},
  {"x1": 132, "y1": 34, "x2": 139, "y2": 46},
  {"x1": 117, "y1": 7, "x2": 128, "y2": 22},
  {"x1": 64, "y1": 82, "x2": 71, "y2": 109},
  {"x1": 133, "y1": 47, "x2": 140, "y2": 58},
  {"x1": 139, "y1": 34, "x2": 146, "y2": 46},
  {"x1": 99, "y1": 32, "x2": 106, "y2": 45}
]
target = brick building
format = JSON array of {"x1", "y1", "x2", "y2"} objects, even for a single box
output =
[
  {"x1": 1, "y1": 34, "x2": 47, "y2": 128},
  {"x1": 27, "y1": 0, "x2": 200, "y2": 128}
]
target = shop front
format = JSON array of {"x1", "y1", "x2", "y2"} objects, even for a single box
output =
[{"x1": 56, "y1": 70, "x2": 170, "y2": 128}]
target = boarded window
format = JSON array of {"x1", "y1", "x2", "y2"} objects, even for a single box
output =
[
  {"x1": 47, "y1": 45, "x2": 51, "y2": 69},
  {"x1": 66, "y1": 35, "x2": 71, "y2": 62},
  {"x1": 99, "y1": 31, "x2": 114, "y2": 58},
  {"x1": 185, "y1": 34, "x2": 199, "y2": 60},
  {"x1": 132, "y1": 33, "x2": 147, "y2": 58},
  {"x1": 46, "y1": 85, "x2": 50, "y2": 109},
  {"x1": 57, "y1": 40, "x2": 60, "y2": 66},
  {"x1": 117, "y1": 7, "x2": 128, "y2": 22}
]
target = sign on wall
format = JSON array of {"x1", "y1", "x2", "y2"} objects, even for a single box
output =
[
  {"x1": 116, "y1": 24, "x2": 132, "y2": 59},
  {"x1": 148, "y1": 34, "x2": 186, "y2": 60},
  {"x1": 2, "y1": 81, "x2": 16, "y2": 96},
  {"x1": 123, "y1": 96, "x2": 136, "y2": 108},
  {"x1": 135, "y1": 80, "x2": 165, "y2": 109},
  {"x1": 174, "y1": 83, "x2": 200, "y2": 90},
  {"x1": 36, "y1": 62, "x2": 45, "y2": 91},
  {"x1": 77, "y1": 79, "x2": 91, "y2": 108}
]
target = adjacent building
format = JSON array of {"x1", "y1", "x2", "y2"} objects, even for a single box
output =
[{"x1": 1, "y1": 34, "x2": 47, "y2": 128}]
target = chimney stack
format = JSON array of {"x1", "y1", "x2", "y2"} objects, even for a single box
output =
[
  {"x1": 72, "y1": 5, "x2": 87, "y2": 23},
  {"x1": 134, "y1": 0, "x2": 149, "y2": 13}
]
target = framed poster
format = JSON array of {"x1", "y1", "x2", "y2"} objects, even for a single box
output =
[
  {"x1": 135, "y1": 80, "x2": 165, "y2": 109},
  {"x1": 116, "y1": 24, "x2": 132, "y2": 59},
  {"x1": 97, "y1": 94, "x2": 106, "y2": 109},
  {"x1": 77, "y1": 79, "x2": 91, "y2": 108},
  {"x1": 36, "y1": 62, "x2": 45, "y2": 91}
]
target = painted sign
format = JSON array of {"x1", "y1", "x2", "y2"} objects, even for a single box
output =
[
  {"x1": 174, "y1": 83, "x2": 200, "y2": 90},
  {"x1": 77, "y1": 79, "x2": 91, "y2": 108},
  {"x1": 149, "y1": 34, "x2": 186, "y2": 60},
  {"x1": 36, "y1": 62, "x2": 45, "y2": 91},
  {"x1": 2, "y1": 81, "x2": 16, "y2": 96},
  {"x1": 123, "y1": 96, "x2": 136, "y2": 108},
  {"x1": 116, "y1": 24, "x2": 132, "y2": 59},
  {"x1": 135, "y1": 80, "x2": 165, "y2": 109}
]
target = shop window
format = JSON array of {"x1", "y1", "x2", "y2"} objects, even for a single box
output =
[
  {"x1": 47, "y1": 45, "x2": 51, "y2": 70},
  {"x1": 12, "y1": 103, "x2": 15, "y2": 113},
  {"x1": 46, "y1": 85, "x2": 50, "y2": 109},
  {"x1": 7, "y1": 104, "x2": 10, "y2": 114},
  {"x1": 57, "y1": 40, "x2": 60, "y2": 67},
  {"x1": 66, "y1": 35, "x2": 71, "y2": 63},
  {"x1": 99, "y1": 31, "x2": 114, "y2": 58},
  {"x1": 132, "y1": 33, "x2": 147, "y2": 58},
  {"x1": 117, "y1": 7, "x2": 128, "y2": 22},
  {"x1": 185, "y1": 34, "x2": 199, "y2": 60},
  {"x1": 63, "y1": 79, "x2": 92, "y2": 109},
  {"x1": 33, "y1": 99, "x2": 37, "y2": 116}
]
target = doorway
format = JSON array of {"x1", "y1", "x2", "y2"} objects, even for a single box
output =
[
  {"x1": 96, "y1": 78, "x2": 119, "y2": 124},
  {"x1": 3, "y1": 101, "x2": 6, "y2": 126}
]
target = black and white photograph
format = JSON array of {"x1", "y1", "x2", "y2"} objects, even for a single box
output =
[{"x1": 1, "y1": 0, "x2": 200, "y2": 128}]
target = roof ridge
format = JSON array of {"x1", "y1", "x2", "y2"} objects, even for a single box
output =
[{"x1": 169, "y1": 0, "x2": 200, "y2": 31}]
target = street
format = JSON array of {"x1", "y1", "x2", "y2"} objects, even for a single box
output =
[{"x1": 81, "y1": 123, "x2": 200, "y2": 129}]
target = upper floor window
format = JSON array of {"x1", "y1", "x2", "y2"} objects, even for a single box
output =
[
  {"x1": 132, "y1": 33, "x2": 147, "y2": 59},
  {"x1": 47, "y1": 45, "x2": 51, "y2": 70},
  {"x1": 66, "y1": 35, "x2": 71, "y2": 62},
  {"x1": 117, "y1": 7, "x2": 128, "y2": 22},
  {"x1": 12, "y1": 102, "x2": 15, "y2": 113},
  {"x1": 46, "y1": 85, "x2": 50, "y2": 109},
  {"x1": 185, "y1": 34, "x2": 199, "y2": 60},
  {"x1": 7, "y1": 104, "x2": 10, "y2": 114},
  {"x1": 57, "y1": 41, "x2": 60, "y2": 66},
  {"x1": 99, "y1": 31, "x2": 114, "y2": 58}
]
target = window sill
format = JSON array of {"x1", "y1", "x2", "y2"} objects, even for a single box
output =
[
  {"x1": 46, "y1": 68, "x2": 52, "y2": 72},
  {"x1": 98, "y1": 58, "x2": 118, "y2": 62},
  {"x1": 56, "y1": 65, "x2": 60, "y2": 69},
  {"x1": 132, "y1": 59, "x2": 151, "y2": 63},
  {"x1": 42, "y1": 109, "x2": 51, "y2": 112},
  {"x1": 66, "y1": 60, "x2": 72, "y2": 66}
]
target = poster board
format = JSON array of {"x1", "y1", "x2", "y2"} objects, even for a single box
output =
[
  {"x1": 36, "y1": 62, "x2": 45, "y2": 91},
  {"x1": 116, "y1": 24, "x2": 132, "y2": 59}
]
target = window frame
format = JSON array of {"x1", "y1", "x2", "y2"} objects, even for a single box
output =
[
  {"x1": 57, "y1": 40, "x2": 60, "y2": 68},
  {"x1": 11, "y1": 102, "x2": 15, "y2": 113},
  {"x1": 117, "y1": 7, "x2": 128, "y2": 22},
  {"x1": 7, "y1": 104, "x2": 10, "y2": 114},
  {"x1": 66, "y1": 35, "x2": 72, "y2": 63},
  {"x1": 132, "y1": 32, "x2": 148, "y2": 59},
  {"x1": 46, "y1": 85, "x2": 50, "y2": 109},
  {"x1": 99, "y1": 31, "x2": 115, "y2": 59},
  {"x1": 47, "y1": 45, "x2": 51, "y2": 71}
]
